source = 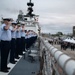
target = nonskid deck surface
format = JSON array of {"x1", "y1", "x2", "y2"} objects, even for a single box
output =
[
  {"x1": 0, "y1": 42, "x2": 40, "y2": 75},
  {"x1": 8, "y1": 56, "x2": 40, "y2": 75}
]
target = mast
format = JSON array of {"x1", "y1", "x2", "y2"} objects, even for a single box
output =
[
  {"x1": 27, "y1": 0, "x2": 34, "y2": 17},
  {"x1": 30, "y1": 0, "x2": 31, "y2": 3}
]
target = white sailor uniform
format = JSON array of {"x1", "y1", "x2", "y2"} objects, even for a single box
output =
[
  {"x1": 21, "y1": 29, "x2": 25, "y2": 53},
  {"x1": 10, "y1": 26, "x2": 16, "y2": 64},
  {"x1": 15, "y1": 27, "x2": 21, "y2": 59},
  {"x1": 0, "y1": 23, "x2": 11, "y2": 72}
]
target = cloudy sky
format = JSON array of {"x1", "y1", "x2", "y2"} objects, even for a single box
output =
[{"x1": 0, "y1": 0, "x2": 75, "y2": 34}]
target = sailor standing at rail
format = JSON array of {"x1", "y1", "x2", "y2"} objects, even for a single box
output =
[
  {"x1": 33, "y1": 31, "x2": 37, "y2": 43},
  {"x1": 21, "y1": 23, "x2": 25, "y2": 54},
  {"x1": 25, "y1": 30, "x2": 29, "y2": 50},
  {"x1": 26, "y1": 30, "x2": 32, "y2": 49},
  {"x1": 9, "y1": 22, "x2": 17, "y2": 64},
  {"x1": 0, "y1": 25, "x2": 2, "y2": 50},
  {"x1": 25, "y1": 30, "x2": 28, "y2": 51},
  {"x1": 0, "y1": 18, "x2": 12, "y2": 72},
  {"x1": 15, "y1": 23, "x2": 21, "y2": 59},
  {"x1": 28, "y1": 30, "x2": 34, "y2": 48},
  {"x1": 29, "y1": 31, "x2": 37, "y2": 47}
]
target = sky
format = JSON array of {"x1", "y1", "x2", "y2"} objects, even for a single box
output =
[{"x1": 0, "y1": 0, "x2": 75, "y2": 34}]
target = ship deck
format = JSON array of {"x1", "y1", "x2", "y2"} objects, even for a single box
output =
[{"x1": 0, "y1": 42, "x2": 40, "y2": 75}]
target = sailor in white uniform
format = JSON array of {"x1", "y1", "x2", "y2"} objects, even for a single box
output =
[
  {"x1": 15, "y1": 23, "x2": 21, "y2": 59},
  {"x1": 0, "y1": 18, "x2": 12, "y2": 72},
  {"x1": 29, "y1": 30, "x2": 37, "y2": 47},
  {"x1": 27, "y1": 30, "x2": 33, "y2": 48},
  {"x1": 27, "y1": 31, "x2": 31, "y2": 49},
  {"x1": 25, "y1": 30, "x2": 28, "y2": 50},
  {"x1": 0, "y1": 25, "x2": 2, "y2": 50},
  {"x1": 33, "y1": 31, "x2": 37, "y2": 43},
  {"x1": 9, "y1": 22, "x2": 17, "y2": 64},
  {"x1": 21, "y1": 23, "x2": 25, "y2": 54}
]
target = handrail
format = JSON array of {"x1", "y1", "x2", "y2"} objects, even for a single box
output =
[{"x1": 39, "y1": 36, "x2": 75, "y2": 75}]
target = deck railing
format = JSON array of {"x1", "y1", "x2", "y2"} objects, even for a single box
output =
[{"x1": 39, "y1": 36, "x2": 75, "y2": 75}]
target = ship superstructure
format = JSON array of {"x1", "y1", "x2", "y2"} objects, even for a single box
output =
[{"x1": 17, "y1": 0, "x2": 40, "y2": 35}]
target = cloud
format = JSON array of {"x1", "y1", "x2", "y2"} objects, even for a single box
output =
[
  {"x1": 0, "y1": 0, "x2": 75, "y2": 22},
  {"x1": 40, "y1": 24, "x2": 73, "y2": 34},
  {"x1": 0, "y1": 0, "x2": 75, "y2": 33}
]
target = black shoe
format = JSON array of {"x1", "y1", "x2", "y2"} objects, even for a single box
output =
[
  {"x1": 19, "y1": 53, "x2": 23, "y2": 55},
  {"x1": 15, "y1": 57, "x2": 20, "y2": 59},
  {"x1": 10, "y1": 61, "x2": 16, "y2": 64},
  {"x1": 14, "y1": 60, "x2": 17, "y2": 62},
  {"x1": 7, "y1": 67, "x2": 11, "y2": 70},
  {"x1": 25, "y1": 50, "x2": 27, "y2": 52},
  {"x1": 19, "y1": 54, "x2": 23, "y2": 55},
  {"x1": 1, "y1": 69, "x2": 9, "y2": 73}
]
